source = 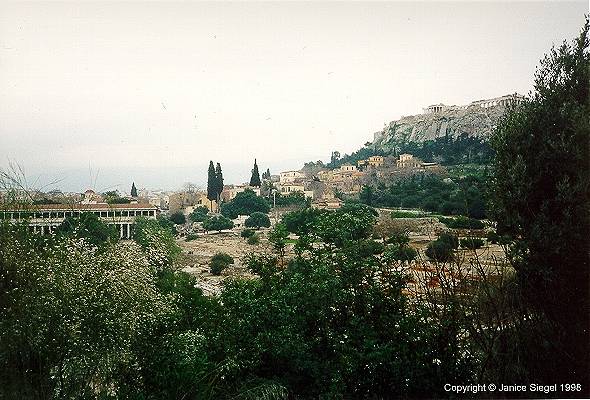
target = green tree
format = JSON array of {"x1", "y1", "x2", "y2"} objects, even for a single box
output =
[
  {"x1": 245, "y1": 212, "x2": 271, "y2": 229},
  {"x1": 359, "y1": 185, "x2": 374, "y2": 206},
  {"x1": 104, "y1": 190, "x2": 131, "y2": 204},
  {"x1": 383, "y1": 233, "x2": 417, "y2": 264},
  {"x1": 189, "y1": 206, "x2": 209, "y2": 222},
  {"x1": 425, "y1": 234, "x2": 457, "y2": 262},
  {"x1": 460, "y1": 237, "x2": 484, "y2": 249},
  {"x1": 215, "y1": 207, "x2": 474, "y2": 398},
  {"x1": 202, "y1": 215, "x2": 234, "y2": 232},
  {"x1": 247, "y1": 233, "x2": 260, "y2": 245},
  {"x1": 262, "y1": 168, "x2": 271, "y2": 180},
  {"x1": 268, "y1": 223, "x2": 289, "y2": 258},
  {"x1": 274, "y1": 191, "x2": 307, "y2": 207},
  {"x1": 209, "y1": 252, "x2": 234, "y2": 275},
  {"x1": 0, "y1": 222, "x2": 171, "y2": 398},
  {"x1": 220, "y1": 189, "x2": 270, "y2": 219},
  {"x1": 215, "y1": 162, "x2": 224, "y2": 203},
  {"x1": 156, "y1": 214, "x2": 177, "y2": 234},
  {"x1": 490, "y1": 20, "x2": 589, "y2": 386},
  {"x1": 55, "y1": 212, "x2": 118, "y2": 248},
  {"x1": 206, "y1": 161, "x2": 216, "y2": 208},
  {"x1": 131, "y1": 182, "x2": 138, "y2": 197},
  {"x1": 241, "y1": 228, "x2": 255, "y2": 238},
  {"x1": 169, "y1": 211, "x2": 186, "y2": 225},
  {"x1": 249, "y1": 159, "x2": 261, "y2": 187},
  {"x1": 133, "y1": 217, "x2": 181, "y2": 268},
  {"x1": 329, "y1": 150, "x2": 340, "y2": 168},
  {"x1": 282, "y1": 207, "x2": 324, "y2": 235}
]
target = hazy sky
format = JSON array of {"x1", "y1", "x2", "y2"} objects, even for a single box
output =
[{"x1": 0, "y1": 1, "x2": 586, "y2": 192}]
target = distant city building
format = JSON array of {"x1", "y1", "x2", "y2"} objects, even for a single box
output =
[
  {"x1": 397, "y1": 154, "x2": 422, "y2": 168},
  {"x1": 317, "y1": 168, "x2": 364, "y2": 195},
  {"x1": 367, "y1": 156, "x2": 384, "y2": 168},
  {"x1": 339, "y1": 164, "x2": 357, "y2": 172},
  {"x1": 81, "y1": 189, "x2": 103, "y2": 204},
  {"x1": 279, "y1": 170, "x2": 305, "y2": 184},
  {"x1": 169, "y1": 191, "x2": 217, "y2": 213},
  {"x1": 276, "y1": 182, "x2": 314, "y2": 199},
  {"x1": 312, "y1": 189, "x2": 343, "y2": 210}
]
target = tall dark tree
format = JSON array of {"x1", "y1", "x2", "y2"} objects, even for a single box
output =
[
  {"x1": 329, "y1": 151, "x2": 341, "y2": 168},
  {"x1": 262, "y1": 168, "x2": 271, "y2": 180},
  {"x1": 130, "y1": 182, "x2": 138, "y2": 197},
  {"x1": 207, "y1": 161, "x2": 216, "y2": 209},
  {"x1": 491, "y1": 20, "x2": 589, "y2": 388},
  {"x1": 215, "y1": 162, "x2": 224, "y2": 204},
  {"x1": 249, "y1": 159, "x2": 261, "y2": 187}
]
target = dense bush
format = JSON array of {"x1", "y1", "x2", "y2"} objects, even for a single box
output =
[
  {"x1": 185, "y1": 233, "x2": 198, "y2": 241},
  {"x1": 274, "y1": 191, "x2": 308, "y2": 207},
  {"x1": 490, "y1": 21, "x2": 590, "y2": 386},
  {"x1": 241, "y1": 228, "x2": 255, "y2": 238},
  {"x1": 391, "y1": 210, "x2": 426, "y2": 218},
  {"x1": 268, "y1": 223, "x2": 289, "y2": 257},
  {"x1": 189, "y1": 206, "x2": 209, "y2": 222},
  {"x1": 383, "y1": 243, "x2": 417, "y2": 263},
  {"x1": 438, "y1": 232, "x2": 459, "y2": 249},
  {"x1": 133, "y1": 217, "x2": 181, "y2": 268},
  {"x1": 282, "y1": 207, "x2": 325, "y2": 235},
  {"x1": 0, "y1": 222, "x2": 175, "y2": 398},
  {"x1": 202, "y1": 215, "x2": 234, "y2": 232},
  {"x1": 439, "y1": 215, "x2": 485, "y2": 229},
  {"x1": 425, "y1": 234, "x2": 457, "y2": 262},
  {"x1": 157, "y1": 214, "x2": 177, "y2": 234},
  {"x1": 209, "y1": 252, "x2": 234, "y2": 275},
  {"x1": 247, "y1": 233, "x2": 260, "y2": 245},
  {"x1": 169, "y1": 211, "x2": 187, "y2": 225},
  {"x1": 245, "y1": 212, "x2": 271, "y2": 229},
  {"x1": 460, "y1": 237, "x2": 485, "y2": 249},
  {"x1": 217, "y1": 215, "x2": 475, "y2": 398}
]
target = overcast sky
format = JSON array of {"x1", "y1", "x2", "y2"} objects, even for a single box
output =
[{"x1": 0, "y1": 1, "x2": 586, "y2": 192}]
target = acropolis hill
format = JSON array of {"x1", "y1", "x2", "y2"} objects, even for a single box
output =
[{"x1": 371, "y1": 93, "x2": 524, "y2": 151}]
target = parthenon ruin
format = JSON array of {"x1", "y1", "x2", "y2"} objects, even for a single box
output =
[{"x1": 423, "y1": 93, "x2": 525, "y2": 114}]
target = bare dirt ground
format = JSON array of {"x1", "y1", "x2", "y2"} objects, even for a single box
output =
[{"x1": 176, "y1": 229, "x2": 273, "y2": 295}]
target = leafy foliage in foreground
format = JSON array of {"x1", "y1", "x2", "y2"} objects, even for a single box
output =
[
  {"x1": 0, "y1": 203, "x2": 473, "y2": 399},
  {"x1": 491, "y1": 20, "x2": 590, "y2": 385},
  {"x1": 0, "y1": 222, "x2": 173, "y2": 398},
  {"x1": 55, "y1": 211, "x2": 118, "y2": 248},
  {"x1": 133, "y1": 217, "x2": 181, "y2": 268}
]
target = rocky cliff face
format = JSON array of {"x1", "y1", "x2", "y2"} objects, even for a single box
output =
[{"x1": 371, "y1": 103, "x2": 511, "y2": 151}]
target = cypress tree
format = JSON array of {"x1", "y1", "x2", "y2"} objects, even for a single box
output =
[
  {"x1": 131, "y1": 182, "x2": 138, "y2": 197},
  {"x1": 215, "y1": 162, "x2": 224, "y2": 203},
  {"x1": 249, "y1": 159, "x2": 261, "y2": 187},
  {"x1": 207, "y1": 161, "x2": 216, "y2": 207}
]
